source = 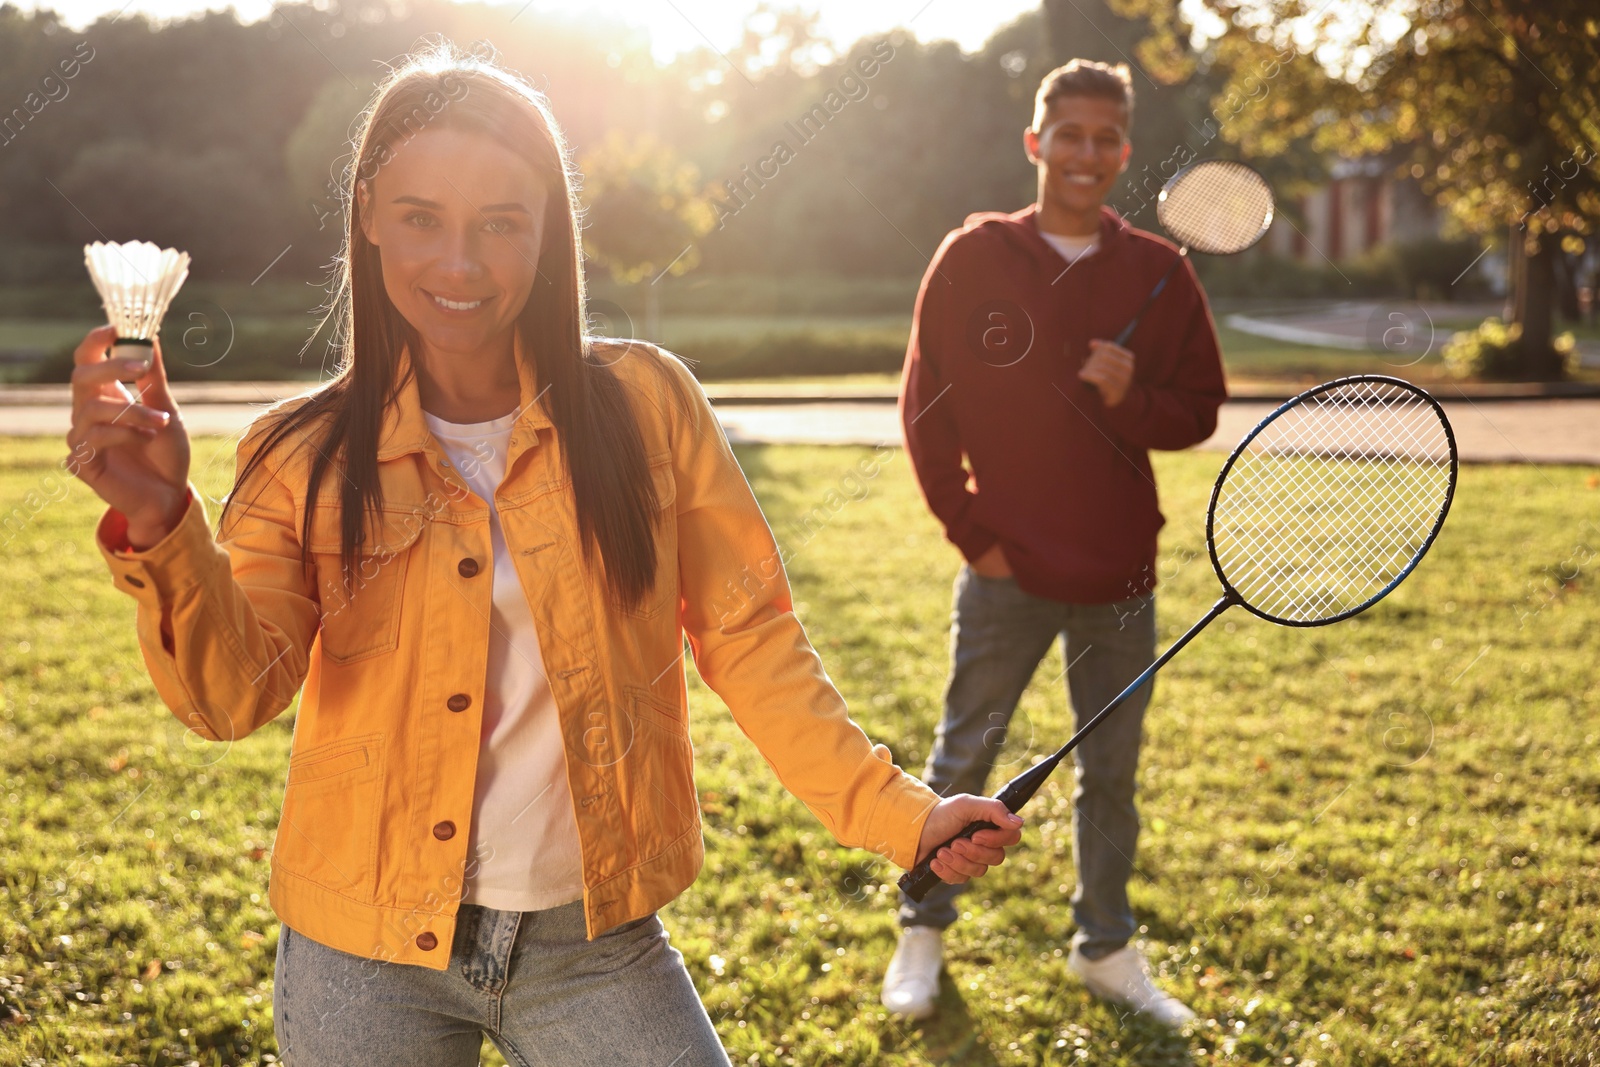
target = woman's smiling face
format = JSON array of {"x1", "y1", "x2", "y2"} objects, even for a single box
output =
[{"x1": 358, "y1": 126, "x2": 549, "y2": 360}]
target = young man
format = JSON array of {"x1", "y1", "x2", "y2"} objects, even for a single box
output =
[{"x1": 885, "y1": 59, "x2": 1227, "y2": 1027}]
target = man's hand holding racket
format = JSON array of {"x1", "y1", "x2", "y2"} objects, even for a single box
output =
[{"x1": 1080, "y1": 338, "x2": 1135, "y2": 407}]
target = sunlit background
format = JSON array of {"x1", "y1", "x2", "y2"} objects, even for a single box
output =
[
  {"x1": 1, "y1": 2, "x2": 1597, "y2": 1065},
  {"x1": 23, "y1": 0, "x2": 1045, "y2": 58},
  {"x1": 0, "y1": 0, "x2": 1591, "y2": 384}
]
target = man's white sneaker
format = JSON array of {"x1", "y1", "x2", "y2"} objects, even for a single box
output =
[
  {"x1": 1067, "y1": 945, "x2": 1197, "y2": 1028},
  {"x1": 881, "y1": 926, "x2": 944, "y2": 1020}
]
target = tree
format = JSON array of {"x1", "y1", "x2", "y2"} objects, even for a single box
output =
[
  {"x1": 1161, "y1": 0, "x2": 1600, "y2": 378},
  {"x1": 283, "y1": 77, "x2": 377, "y2": 244},
  {"x1": 579, "y1": 131, "x2": 716, "y2": 337}
]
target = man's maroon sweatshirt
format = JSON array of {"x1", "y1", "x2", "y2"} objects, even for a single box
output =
[{"x1": 899, "y1": 203, "x2": 1228, "y2": 604}]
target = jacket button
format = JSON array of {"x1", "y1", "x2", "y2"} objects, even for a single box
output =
[
  {"x1": 447, "y1": 693, "x2": 471, "y2": 712},
  {"x1": 433, "y1": 820, "x2": 455, "y2": 840},
  {"x1": 458, "y1": 557, "x2": 479, "y2": 578},
  {"x1": 124, "y1": 575, "x2": 146, "y2": 588},
  {"x1": 416, "y1": 931, "x2": 438, "y2": 950}
]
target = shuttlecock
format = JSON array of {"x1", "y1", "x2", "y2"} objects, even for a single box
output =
[{"x1": 83, "y1": 240, "x2": 191, "y2": 367}]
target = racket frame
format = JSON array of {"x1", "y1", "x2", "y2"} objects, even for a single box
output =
[{"x1": 1205, "y1": 374, "x2": 1461, "y2": 628}]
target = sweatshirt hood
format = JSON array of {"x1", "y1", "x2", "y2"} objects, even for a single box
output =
[{"x1": 959, "y1": 203, "x2": 1133, "y2": 269}]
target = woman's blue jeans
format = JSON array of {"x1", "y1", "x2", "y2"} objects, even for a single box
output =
[
  {"x1": 897, "y1": 564, "x2": 1157, "y2": 961},
  {"x1": 272, "y1": 897, "x2": 731, "y2": 1066}
]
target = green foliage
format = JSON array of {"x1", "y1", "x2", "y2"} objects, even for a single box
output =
[
  {"x1": 2, "y1": 439, "x2": 1598, "y2": 1064},
  {"x1": 1385, "y1": 236, "x2": 1497, "y2": 302},
  {"x1": 580, "y1": 132, "x2": 717, "y2": 285},
  {"x1": 1441, "y1": 317, "x2": 1580, "y2": 381},
  {"x1": 668, "y1": 328, "x2": 906, "y2": 379},
  {"x1": 590, "y1": 273, "x2": 919, "y2": 317},
  {"x1": 25, "y1": 320, "x2": 337, "y2": 384},
  {"x1": 1169, "y1": 1, "x2": 1599, "y2": 240},
  {"x1": 55, "y1": 140, "x2": 287, "y2": 273},
  {"x1": 0, "y1": 0, "x2": 1057, "y2": 281},
  {"x1": 1160, "y1": 0, "x2": 1599, "y2": 377},
  {"x1": 281, "y1": 77, "x2": 376, "y2": 236},
  {"x1": 1195, "y1": 250, "x2": 1400, "y2": 299}
]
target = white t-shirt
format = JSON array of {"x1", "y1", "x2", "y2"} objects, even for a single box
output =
[
  {"x1": 422, "y1": 406, "x2": 585, "y2": 912},
  {"x1": 1038, "y1": 226, "x2": 1100, "y2": 265}
]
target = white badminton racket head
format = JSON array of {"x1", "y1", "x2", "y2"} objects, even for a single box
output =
[{"x1": 1158, "y1": 161, "x2": 1275, "y2": 256}]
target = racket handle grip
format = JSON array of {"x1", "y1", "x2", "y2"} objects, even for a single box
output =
[{"x1": 897, "y1": 819, "x2": 1000, "y2": 902}]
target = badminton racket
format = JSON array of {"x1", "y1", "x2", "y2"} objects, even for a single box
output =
[
  {"x1": 901, "y1": 374, "x2": 1458, "y2": 900},
  {"x1": 1110, "y1": 160, "x2": 1274, "y2": 349}
]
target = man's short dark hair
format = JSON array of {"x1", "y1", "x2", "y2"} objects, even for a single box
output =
[{"x1": 1033, "y1": 59, "x2": 1134, "y2": 133}]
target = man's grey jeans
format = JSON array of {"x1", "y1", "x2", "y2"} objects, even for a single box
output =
[{"x1": 898, "y1": 563, "x2": 1157, "y2": 961}]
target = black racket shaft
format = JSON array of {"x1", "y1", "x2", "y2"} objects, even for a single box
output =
[
  {"x1": 899, "y1": 593, "x2": 1235, "y2": 901},
  {"x1": 1111, "y1": 251, "x2": 1186, "y2": 348}
]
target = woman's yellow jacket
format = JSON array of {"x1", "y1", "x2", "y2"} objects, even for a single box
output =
[{"x1": 94, "y1": 335, "x2": 939, "y2": 970}]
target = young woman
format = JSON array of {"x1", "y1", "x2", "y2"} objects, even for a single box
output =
[{"x1": 68, "y1": 44, "x2": 1023, "y2": 1065}]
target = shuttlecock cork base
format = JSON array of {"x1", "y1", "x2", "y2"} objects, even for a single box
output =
[{"x1": 83, "y1": 240, "x2": 192, "y2": 380}]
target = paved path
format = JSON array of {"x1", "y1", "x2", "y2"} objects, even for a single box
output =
[
  {"x1": 716, "y1": 399, "x2": 1600, "y2": 465},
  {"x1": 1224, "y1": 299, "x2": 1600, "y2": 366},
  {"x1": 4, "y1": 384, "x2": 1596, "y2": 465}
]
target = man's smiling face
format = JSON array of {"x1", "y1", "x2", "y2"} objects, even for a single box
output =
[{"x1": 1025, "y1": 95, "x2": 1132, "y2": 220}]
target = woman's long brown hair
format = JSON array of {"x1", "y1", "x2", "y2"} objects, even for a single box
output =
[{"x1": 220, "y1": 42, "x2": 660, "y2": 611}]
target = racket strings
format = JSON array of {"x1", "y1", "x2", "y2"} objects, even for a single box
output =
[
  {"x1": 1218, "y1": 392, "x2": 1450, "y2": 619},
  {"x1": 1222, "y1": 452, "x2": 1440, "y2": 620},
  {"x1": 1158, "y1": 161, "x2": 1275, "y2": 256},
  {"x1": 1219, "y1": 398, "x2": 1448, "y2": 619},
  {"x1": 1219, "y1": 401, "x2": 1443, "y2": 579},
  {"x1": 1211, "y1": 380, "x2": 1452, "y2": 623}
]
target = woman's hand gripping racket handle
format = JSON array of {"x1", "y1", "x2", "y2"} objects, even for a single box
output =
[
  {"x1": 898, "y1": 594, "x2": 1236, "y2": 902},
  {"x1": 897, "y1": 759, "x2": 1061, "y2": 902}
]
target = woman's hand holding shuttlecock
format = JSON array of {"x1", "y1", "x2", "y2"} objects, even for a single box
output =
[{"x1": 67, "y1": 324, "x2": 192, "y2": 549}]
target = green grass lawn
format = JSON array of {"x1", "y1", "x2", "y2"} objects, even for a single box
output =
[
  {"x1": 656, "y1": 314, "x2": 912, "y2": 346},
  {"x1": 2, "y1": 439, "x2": 1597, "y2": 1065}
]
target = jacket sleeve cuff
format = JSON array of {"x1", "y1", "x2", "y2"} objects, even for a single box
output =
[
  {"x1": 861, "y1": 744, "x2": 941, "y2": 870},
  {"x1": 95, "y1": 484, "x2": 215, "y2": 607}
]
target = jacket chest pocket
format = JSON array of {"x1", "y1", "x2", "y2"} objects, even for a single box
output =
[
  {"x1": 617, "y1": 456, "x2": 679, "y2": 621},
  {"x1": 308, "y1": 502, "x2": 427, "y2": 664}
]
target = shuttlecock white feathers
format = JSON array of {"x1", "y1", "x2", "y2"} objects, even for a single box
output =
[{"x1": 83, "y1": 240, "x2": 191, "y2": 363}]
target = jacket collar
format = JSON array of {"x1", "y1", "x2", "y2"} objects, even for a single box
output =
[{"x1": 376, "y1": 324, "x2": 554, "y2": 463}]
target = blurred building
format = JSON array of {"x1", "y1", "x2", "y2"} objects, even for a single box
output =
[
  {"x1": 1259, "y1": 156, "x2": 1507, "y2": 295},
  {"x1": 1262, "y1": 158, "x2": 1428, "y2": 259}
]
